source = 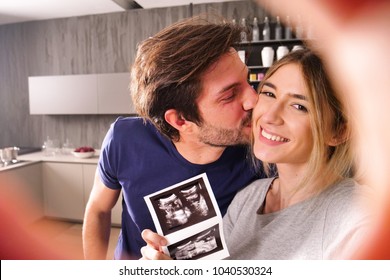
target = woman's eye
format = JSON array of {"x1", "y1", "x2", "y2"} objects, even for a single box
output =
[
  {"x1": 293, "y1": 104, "x2": 308, "y2": 112},
  {"x1": 259, "y1": 91, "x2": 275, "y2": 98}
]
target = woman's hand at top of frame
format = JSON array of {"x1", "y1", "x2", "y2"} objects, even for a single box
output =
[{"x1": 140, "y1": 229, "x2": 172, "y2": 260}]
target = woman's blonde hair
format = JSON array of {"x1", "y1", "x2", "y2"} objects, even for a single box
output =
[{"x1": 254, "y1": 48, "x2": 354, "y2": 193}]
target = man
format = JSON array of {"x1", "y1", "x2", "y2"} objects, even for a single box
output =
[{"x1": 83, "y1": 16, "x2": 261, "y2": 260}]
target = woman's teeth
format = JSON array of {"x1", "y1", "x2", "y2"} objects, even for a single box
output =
[{"x1": 261, "y1": 129, "x2": 289, "y2": 142}]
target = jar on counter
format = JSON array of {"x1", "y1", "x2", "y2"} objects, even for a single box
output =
[
  {"x1": 42, "y1": 137, "x2": 60, "y2": 157},
  {"x1": 61, "y1": 138, "x2": 74, "y2": 155},
  {"x1": 0, "y1": 147, "x2": 19, "y2": 165}
]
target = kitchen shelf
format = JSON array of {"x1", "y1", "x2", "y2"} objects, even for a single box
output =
[
  {"x1": 238, "y1": 38, "x2": 302, "y2": 47},
  {"x1": 238, "y1": 39, "x2": 304, "y2": 90},
  {"x1": 248, "y1": 65, "x2": 267, "y2": 70}
]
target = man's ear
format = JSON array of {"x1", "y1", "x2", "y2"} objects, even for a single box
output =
[{"x1": 164, "y1": 109, "x2": 192, "y2": 132}]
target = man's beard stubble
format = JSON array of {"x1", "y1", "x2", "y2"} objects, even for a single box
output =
[{"x1": 197, "y1": 112, "x2": 252, "y2": 147}]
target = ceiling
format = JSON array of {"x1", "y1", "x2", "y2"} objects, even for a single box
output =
[{"x1": 0, "y1": 0, "x2": 242, "y2": 26}]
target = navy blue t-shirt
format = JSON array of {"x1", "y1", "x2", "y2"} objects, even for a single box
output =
[{"x1": 98, "y1": 117, "x2": 260, "y2": 259}]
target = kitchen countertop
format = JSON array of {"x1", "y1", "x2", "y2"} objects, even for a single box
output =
[
  {"x1": 0, "y1": 160, "x2": 41, "y2": 171},
  {"x1": 0, "y1": 150, "x2": 100, "y2": 171},
  {"x1": 18, "y1": 150, "x2": 100, "y2": 164}
]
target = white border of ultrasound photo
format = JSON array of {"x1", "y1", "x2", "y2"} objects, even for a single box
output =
[{"x1": 144, "y1": 173, "x2": 230, "y2": 260}]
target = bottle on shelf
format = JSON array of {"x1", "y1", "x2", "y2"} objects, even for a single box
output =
[
  {"x1": 275, "y1": 16, "x2": 282, "y2": 40},
  {"x1": 240, "y1": 18, "x2": 248, "y2": 43},
  {"x1": 252, "y1": 17, "x2": 260, "y2": 42},
  {"x1": 262, "y1": 16, "x2": 270, "y2": 41},
  {"x1": 305, "y1": 16, "x2": 315, "y2": 40},
  {"x1": 295, "y1": 14, "x2": 304, "y2": 39},
  {"x1": 284, "y1": 15, "x2": 292, "y2": 39}
]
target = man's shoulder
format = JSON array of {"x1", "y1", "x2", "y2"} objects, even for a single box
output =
[
  {"x1": 223, "y1": 144, "x2": 250, "y2": 157},
  {"x1": 108, "y1": 117, "x2": 170, "y2": 150},
  {"x1": 112, "y1": 117, "x2": 158, "y2": 135},
  {"x1": 113, "y1": 116, "x2": 148, "y2": 128}
]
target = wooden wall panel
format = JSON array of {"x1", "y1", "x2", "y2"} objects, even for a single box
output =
[{"x1": 0, "y1": 1, "x2": 266, "y2": 149}]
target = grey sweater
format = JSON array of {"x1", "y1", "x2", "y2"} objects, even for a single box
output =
[{"x1": 223, "y1": 178, "x2": 369, "y2": 259}]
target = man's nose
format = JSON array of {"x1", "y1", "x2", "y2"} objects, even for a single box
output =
[{"x1": 242, "y1": 86, "x2": 258, "y2": 111}]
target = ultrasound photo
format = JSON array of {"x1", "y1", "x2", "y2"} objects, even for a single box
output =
[{"x1": 144, "y1": 173, "x2": 229, "y2": 260}]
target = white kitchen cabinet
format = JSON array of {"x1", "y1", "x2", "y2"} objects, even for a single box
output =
[
  {"x1": 83, "y1": 164, "x2": 122, "y2": 226},
  {"x1": 0, "y1": 163, "x2": 44, "y2": 223},
  {"x1": 29, "y1": 73, "x2": 134, "y2": 115},
  {"x1": 41, "y1": 162, "x2": 121, "y2": 225},
  {"x1": 97, "y1": 73, "x2": 134, "y2": 114},
  {"x1": 29, "y1": 74, "x2": 98, "y2": 114},
  {"x1": 42, "y1": 162, "x2": 85, "y2": 220}
]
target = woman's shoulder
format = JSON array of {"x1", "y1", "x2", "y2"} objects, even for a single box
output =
[
  {"x1": 324, "y1": 179, "x2": 369, "y2": 219},
  {"x1": 234, "y1": 177, "x2": 275, "y2": 201},
  {"x1": 326, "y1": 179, "x2": 364, "y2": 202},
  {"x1": 226, "y1": 177, "x2": 275, "y2": 218}
]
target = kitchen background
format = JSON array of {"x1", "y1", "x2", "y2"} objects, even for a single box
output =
[{"x1": 0, "y1": 0, "x2": 268, "y2": 150}]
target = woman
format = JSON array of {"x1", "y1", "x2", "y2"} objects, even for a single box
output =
[
  {"x1": 141, "y1": 49, "x2": 369, "y2": 260},
  {"x1": 224, "y1": 49, "x2": 368, "y2": 259}
]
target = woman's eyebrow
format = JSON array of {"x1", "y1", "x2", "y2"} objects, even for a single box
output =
[
  {"x1": 262, "y1": 81, "x2": 308, "y2": 101},
  {"x1": 262, "y1": 81, "x2": 276, "y2": 90},
  {"x1": 289, "y1": 93, "x2": 307, "y2": 101}
]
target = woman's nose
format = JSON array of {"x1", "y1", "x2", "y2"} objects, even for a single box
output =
[{"x1": 261, "y1": 101, "x2": 284, "y2": 125}]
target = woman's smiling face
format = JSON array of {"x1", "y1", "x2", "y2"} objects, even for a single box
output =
[{"x1": 252, "y1": 63, "x2": 313, "y2": 166}]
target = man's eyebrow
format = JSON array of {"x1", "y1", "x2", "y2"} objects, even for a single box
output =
[
  {"x1": 217, "y1": 66, "x2": 249, "y2": 94},
  {"x1": 218, "y1": 82, "x2": 240, "y2": 94}
]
